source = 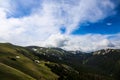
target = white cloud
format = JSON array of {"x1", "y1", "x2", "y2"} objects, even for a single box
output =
[
  {"x1": 42, "y1": 33, "x2": 68, "y2": 47},
  {"x1": 106, "y1": 23, "x2": 112, "y2": 26},
  {"x1": 54, "y1": 0, "x2": 116, "y2": 34},
  {"x1": 31, "y1": 33, "x2": 120, "y2": 52},
  {"x1": 0, "y1": 0, "x2": 119, "y2": 52}
]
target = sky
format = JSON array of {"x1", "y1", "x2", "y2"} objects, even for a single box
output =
[{"x1": 0, "y1": 0, "x2": 120, "y2": 52}]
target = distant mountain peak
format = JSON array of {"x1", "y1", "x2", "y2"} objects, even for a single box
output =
[{"x1": 93, "y1": 49, "x2": 116, "y2": 55}]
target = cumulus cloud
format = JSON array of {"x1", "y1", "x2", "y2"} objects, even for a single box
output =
[
  {"x1": 40, "y1": 33, "x2": 68, "y2": 47},
  {"x1": 0, "y1": 0, "x2": 119, "y2": 52},
  {"x1": 32, "y1": 33, "x2": 120, "y2": 52}
]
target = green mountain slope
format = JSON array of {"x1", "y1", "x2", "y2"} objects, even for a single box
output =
[
  {"x1": 0, "y1": 63, "x2": 35, "y2": 80},
  {"x1": 86, "y1": 49, "x2": 120, "y2": 80},
  {"x1": 0, "y1": 43, "x2": 58, "y2": 80},
  {"x1": 27, "y1": 46, "x2": 115, "y2": 80},
  {"x1": 0, "y1": 43, "x2": 119, "y2": 80}
]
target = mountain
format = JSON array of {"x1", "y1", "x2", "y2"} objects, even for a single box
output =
[
  {"x1": 0, "y1": 43, "x2": 120, "y2": 80},
  {"x1": 27, "y1": 46, "x2": 91, "y2": 66},
  {"x1": 86, "y1": 49, "x2": 120, "y2": 80},
  {"x1": 0, "y1": 43, "x2": 58, "y2": 80},
  {"x1": 93, "y1": 49, "x2": 117, "y2": 55}
]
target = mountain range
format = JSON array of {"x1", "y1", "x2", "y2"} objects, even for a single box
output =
[{"x1": 0, "y1": 43, "x2": 120, "y2": 80}]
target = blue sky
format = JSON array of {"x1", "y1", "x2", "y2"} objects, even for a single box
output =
[
  {"x1": 0, "y1": 0, "x2": 120, "y2": 52},
  {"x1": 7, "y1": 0, "x2": 41, "y2": 18},
  {"x1": 72, "y1": 6, "x2": 120, "y2": 35}
]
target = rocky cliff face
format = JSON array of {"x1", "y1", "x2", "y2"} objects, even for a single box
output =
[{"x1": 93, "y1": 49, "x2": 116, "y2": 55}]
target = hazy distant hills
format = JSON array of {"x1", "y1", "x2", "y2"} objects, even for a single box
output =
[{"x1": 0, "y1": 43, "x2": 120, "y2": 80}]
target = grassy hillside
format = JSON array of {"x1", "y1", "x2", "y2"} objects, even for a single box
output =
[
  {"x1": 27, "y1": 46, "x2": 115, "y2": 80},
  {"x1": 0, "y1": 63, "x2": 35, "y2": 80},
  {"x1": 0, "y1": 43, "x2": 58, "y2": 80},
  {"x1": 0, "y1": 43, "x2": 119, "y2": 80}
]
